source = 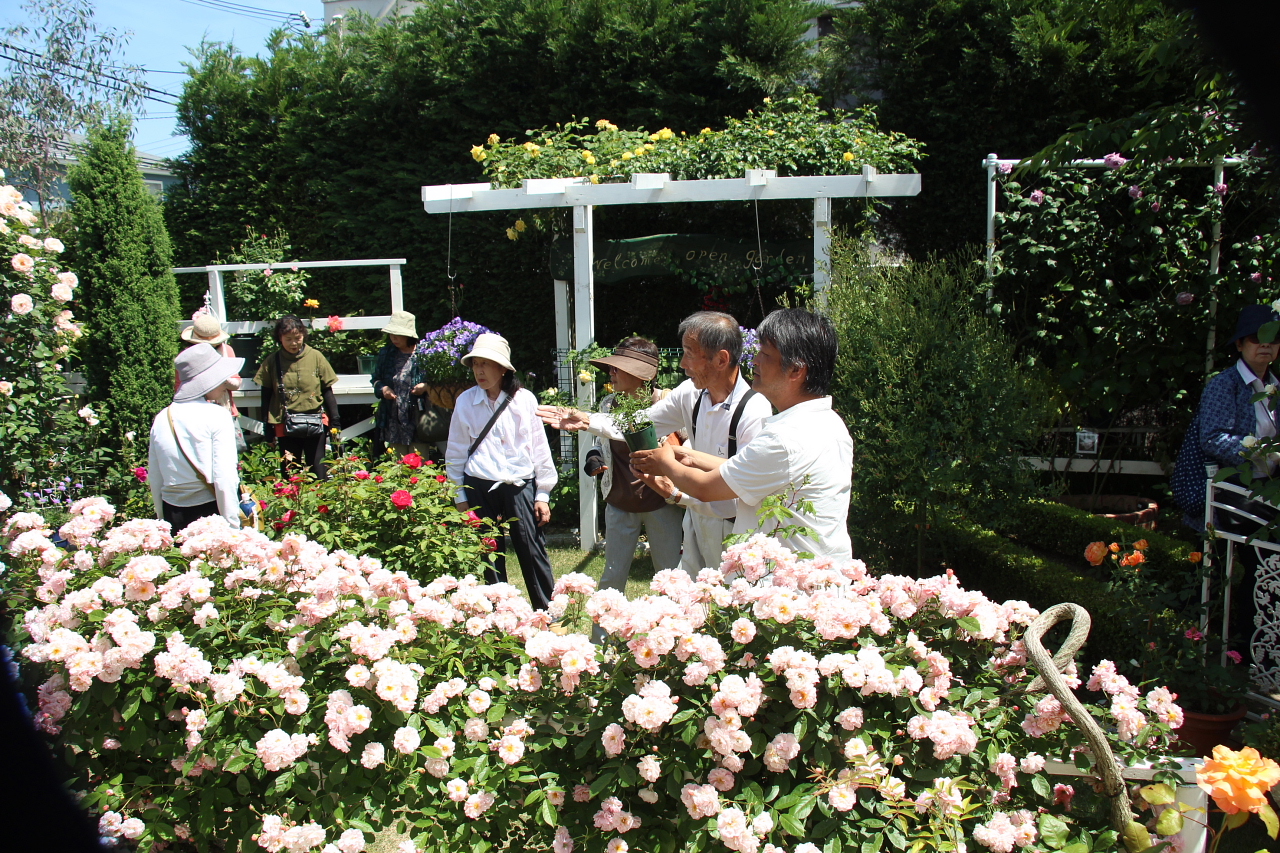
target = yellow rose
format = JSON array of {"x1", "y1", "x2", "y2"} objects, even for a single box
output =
[
  {"x1": 649, "y1": 132, "x2": 661, "y2": 142},
  {"x1": 470, "y1": 145, "x2": 487, "y2": 162},
  {"x1": 582, "y1": 151, "x2": 596, "y2": 165},
  {"x1": 634, "y1": 146, "x2": 645, "y2": 156},
  {"x1": 621, "y1": 152, "x2": 632, "y2": 161},
  {"x1": 303, "y1": 298, "x2": 320, "y2": 309},
  {"x1": 506, "y1": 228, "x2": 518, "y2": 240},
  {"x1": 596, "y1": 119, "x2": 612, "y2": 129},
  {"x1": 643, "y1": 143, "x2": 654, "y2": 151},
  {"x1": 515, "y1": 219, "x2": 527, "y2": 232},
  {"x1": 701, "y1": 127, "x2": 713, "y2": 135},
  {"x1": 766, "y1": 129, "x2": 775, "y2": 136},
  {"x1": 843, "y1": 152, "x2": 855, "y2": 161},
  {"x1": 589, "y1": 174, "x2": 600, "y2": 184},
  {"x1": 488, "y1": 133, "x2": 500, "y2": 145},
  {"x1": 578, "y1": 370, "x2": 593, "y2": 383},
  {"x1": 523, "y1": 141, "x2": 541, "y2": 157},
  {"x1": 658, "y1": 127, "x2": 674, "y2": 140}
]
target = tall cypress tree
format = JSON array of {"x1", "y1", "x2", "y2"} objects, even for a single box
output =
[{"x1": 69, "y1": 118, "x2": 180, "y2": 440}]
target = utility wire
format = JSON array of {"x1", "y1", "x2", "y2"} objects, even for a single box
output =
[
  {"x1": 175, "y1": 0, "x2": 295, "y2": 24},
  {"x1": 0, "y1": 50, "x2": 179, "y2": 106},
  {"x1": 0, "y1": 41, "x2": 180, "y2": 101}
]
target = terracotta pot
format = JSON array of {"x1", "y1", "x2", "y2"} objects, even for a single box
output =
[
  {"x1": 1053, "y1": 494, "x2": 1159, "y2": 530},
  {"x1": 425, "y1": 382, "x2": 475, "y2": 411},
  {"x1": 1175, "y1": 704, "x2": 1248, "y2": 757}
]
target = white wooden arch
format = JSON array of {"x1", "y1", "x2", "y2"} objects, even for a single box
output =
[{"x1": 422, "y1": 168, "x2": 923, "y2": 547}]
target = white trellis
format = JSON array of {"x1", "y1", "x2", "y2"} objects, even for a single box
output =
[
  {"x1": 421, "y1": 168, "x2": 923, "y2": 547},
  {"x1": 170, "y1": 258, "x2": 407, "y2": 441}
]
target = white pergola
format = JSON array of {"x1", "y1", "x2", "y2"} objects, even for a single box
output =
[{"x1": 422, "y1": 168, "x2": 922, "y2": 547}]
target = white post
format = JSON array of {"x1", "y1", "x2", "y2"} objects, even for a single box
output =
[
  {"x1": 573, "y1": 205, "x2": 598, "y2": 550},
  {"x1": 1206, "y1": 156, "x2": 1225, "y2": 376},
  {"x1": 984, "y1": 154, "x2": 999, "y2": 283},
  {"x1": 207, "y1": 268, "x2": 226, "y2": 321},
  {"x1": 389, "y1": 264, "x2": 404, "y2": 314},
  {"x1": 554, "y1": 279, "x2": 571, "y2": 354},
  {"x1": 813, "y1": 197, "x2": 832, "y2": 307}
]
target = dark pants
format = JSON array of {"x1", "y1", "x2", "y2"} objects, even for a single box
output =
[
  {"x1": 279, "y1": 431, "x2": 329, "y2": 480},
  {"x1": 463, "y1": 475, "x2": 554, "y2": 610},
  {"x1": 162, "y1": 500, "x2": 220, "y2": 534}
]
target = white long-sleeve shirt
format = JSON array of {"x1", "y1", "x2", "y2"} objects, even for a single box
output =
[
  {"x1": 148, "y1": 400, "x2": 241, "y2": 528},
  {"x1": 447, "y1": 386, "x2": 557, "y2": 502},
  {"x1": 588, "y1": 373, "x2": 771, "y2": 518}
]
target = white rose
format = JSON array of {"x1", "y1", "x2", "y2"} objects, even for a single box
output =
[{"x1": 1242, "y1": 435, "x2": 1258, "y2": 448}]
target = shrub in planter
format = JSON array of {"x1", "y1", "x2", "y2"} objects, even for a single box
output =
[
  {"x1": 2, "y1": 499, "x2": 1195, "y2": 853},
  {"x1": 248, "y1": 450, "x2": 495, "y2": 583}
]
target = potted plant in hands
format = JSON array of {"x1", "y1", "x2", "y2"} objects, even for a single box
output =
[{"x1": 608, "y1": 390, "x2": 659, "y2": 451}]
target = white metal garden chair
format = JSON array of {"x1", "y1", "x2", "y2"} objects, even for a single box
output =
[{"x1": 1203, "y1": 478, "x2": 1280, "y2": 701}]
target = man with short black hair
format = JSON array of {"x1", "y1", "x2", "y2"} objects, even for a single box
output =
[{"x1": 631, "y1": 308, "x2": 852, "y2": 558}]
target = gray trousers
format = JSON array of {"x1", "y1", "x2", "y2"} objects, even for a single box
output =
[{"x1": 594, "y1": 502, "x2": 684, "y2": 642}]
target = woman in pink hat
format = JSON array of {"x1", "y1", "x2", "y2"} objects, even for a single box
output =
[{"x1": 445, "y1": 332, "x2": 557, "y2": 609}]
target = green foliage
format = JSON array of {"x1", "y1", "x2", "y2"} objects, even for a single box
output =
[
  {"x1": 246, "y1": 447, "x2": 494, "y2": 583},
  {"x1": 220, "y1": 227, "x2": 310, "y2": 321},
  {"x1": 826, "y1": 244, "x2": 1054, "y2": 570},
  {"x1": 68, "y1": 117, "x2": 181, "y2": 443},
  {"x1": 992, "y1": 124, "x2": 1279, "y2": 434},
  {"x1": 0, "y1": 0, "x2": 146, "y2": 218},
  {"x1": 823, "y1": 0, "x2": 1206, "y2": 258},
  {"x1": 161, "y1": 0, "x2": 881, "y2": 371},
  {"x1": 0, "y1": 174, "x2": 110, "y2": 503},
  {"x1": 473, "y1": 94, "x2": 922, "y2": 186}
]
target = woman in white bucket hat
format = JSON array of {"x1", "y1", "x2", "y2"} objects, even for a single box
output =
[
  {"x1": 149, "y1": 345, "x2": 245, "y2": 532},
  {"x1": 445, "y1": 332, "x2": 557, "y2": 609},
  {"x1": 179, "y1": 311, "x2": 244, "y2": 449}
]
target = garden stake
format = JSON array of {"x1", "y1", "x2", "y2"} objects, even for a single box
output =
[{"x1": 1023, "y1": 603, "x2": 1151, "y2": 852}]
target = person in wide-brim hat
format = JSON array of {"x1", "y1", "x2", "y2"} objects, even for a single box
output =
[
  {"x1": 372, "y1": 310, "x2": 431, "y2": 458},
  {"x1": 589, "y1": 343, "x2": 660, "y2": 382},
  {"x1": 181, "y1": 313, "x2": 231, "y2": 346},
  {"x1": 149, "y1": 346, "x2": 246, "y2": 534},
  {"x1": 461, "y1": 332, "x2": 515, "y2": 373},
  {"x1": 380, "y1": 310, "x2": 418, "y2": 339}
]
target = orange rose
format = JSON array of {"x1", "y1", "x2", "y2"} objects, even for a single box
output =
[
  {"x1": 1188, "y1": 551, "x2": 1203, "y2": 563},
  {"x1": 1120, "y1": 551, "x2": 1147, "y2": 567},
  {"x1": 1132, "y1": 539, "x2": 1149, "y2": 551},
  {"x1": 1197, "y1": 745, "x2": 1280, "y2": 814},
  {"x1": 1108, "y1": 542, "x2": 1121, "y2": 553},
  {"x1": 1084, "y1": 541, "x2": 1108, "y2": 566}
]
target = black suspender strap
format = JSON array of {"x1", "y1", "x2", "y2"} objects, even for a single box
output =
[
  {"x1": 468, "y1": 393, "x2": 514, "y2": 458},
  {"x1": 727, "y1": 389, "x2": 759, "y2": 458},
  {"x1": 690, "y1": 388, "x2": 759, "y2": 457}
]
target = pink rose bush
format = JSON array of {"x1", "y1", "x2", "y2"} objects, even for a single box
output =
[{"x1": 3, "y1": 501, "x2": 1190, "y2": 853}]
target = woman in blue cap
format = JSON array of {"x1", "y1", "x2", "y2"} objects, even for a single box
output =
[{"x1": 1197, "y1": 303, "x2": 1280, "y2": 478}]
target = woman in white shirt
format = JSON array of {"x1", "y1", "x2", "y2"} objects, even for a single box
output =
[
  {"x1": 446, "y1": 333, "x2": 557, "y2": 609},
  {"x1": 149, "y1": 345, "x2": 244, "y2": 532}
]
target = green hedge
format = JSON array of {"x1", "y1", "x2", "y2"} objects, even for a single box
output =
[{"x1": 930, "y1": 516, "x2": 1143, "y2": 669}]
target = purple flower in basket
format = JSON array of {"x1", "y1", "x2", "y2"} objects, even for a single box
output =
[
  {"x1": 739, "y1": 327, "x2": 760, "y2": 372},
  {"x1": 414, "y1": 317, "x2": 494, "y2": 383}
]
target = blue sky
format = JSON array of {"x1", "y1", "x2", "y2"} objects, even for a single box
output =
[{"x1": 18, "y1": 1, "x2": 325, "y2": 158}]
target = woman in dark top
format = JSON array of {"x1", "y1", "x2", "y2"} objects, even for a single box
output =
[
  {"x1": 371, "y1": 311, "x2": 430, "y2": 457},
  {"x1": 254, "y1": 315, "x2": 340, "y2": 480}
]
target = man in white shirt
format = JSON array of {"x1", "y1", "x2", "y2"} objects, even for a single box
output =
[
  {"x1": 149, "y1": 345, "x2": 244, "y2": 532},
  {"x1": 631, "y1": 309, "x2": 853, "y2": 559},
  {"x1": 539, "y1": 312, "x2": 772, "y2": 573}
]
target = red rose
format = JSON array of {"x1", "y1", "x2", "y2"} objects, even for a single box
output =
[
  {"x1": 258, "y1": 500, "x2": 268, "y2": 512},
  {"x1": 464, "y1": 510, "x2": 483, "y2": 528},
  {"x1": 390, "y1": 490, "x2": 413, "y2": 509},
  {"x1": 273, "y1": 522, "x2": 285, "y2": 531},
  {"x1": 482, "y1": 537, "x2": 498, "y2": 552},
  {"x1": 318, "y1": 505, "x2": 330, "y2": 513},
  {"x1": 354, "y1": 471, "x2": 371, "y2": 480},
  {"x1": 409, "y1": 476, "x2": 419, "y2": 485},
  {"x1": 281, "y1": 509, "x2": 297, "y2": 524},
  {"x1": 403, "y1": 452, "x2": 424, "y2": 469},
  {"x1": 436, "y1": 474, "x2": 447, "y2": 483},
  {"x1": 374, "y1": 475, "x2": 384, "y2": 484}
]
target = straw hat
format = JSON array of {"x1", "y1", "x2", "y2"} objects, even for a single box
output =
[
  {"x1": 173, "y1": 345, "x2": 244, "y2": 403},
  {"x1": 380, "y1": 310, "x2": 418, "y2": 339},
  {"x1": 181, "y1": 313, "x2": 230, "y2": 346},
  {"x1": 590, "y1": 344, "x2": 660, "y2": 382},
  {"x1": 461, "y1": 332, "x2": 514, "y2": 372}
]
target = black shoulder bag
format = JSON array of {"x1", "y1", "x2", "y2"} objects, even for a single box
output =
[{"x1": 276, "y1": 352, "x2": 326, "y2": 439}]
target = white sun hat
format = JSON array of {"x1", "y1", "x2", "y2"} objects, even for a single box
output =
[
  {"x1": 173, "y1": 344, "x2": 244, "y2": 403},
  {"x1": 461, "y1": 332, "x2": 514, "y2": 372}
]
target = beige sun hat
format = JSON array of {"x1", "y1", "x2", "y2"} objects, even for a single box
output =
[
  {"x1": 590, "y1": 344, "x2": 660, "y2": 382},
  {"x1": 181, "y1": 313, "x2": 231, "y2": 346},
  {"x1": 380, "y1": 310, "x2": 418, "y2": 339},
  {"x1": 461, "y1": 332, "x2": 514, "y2": 372}
]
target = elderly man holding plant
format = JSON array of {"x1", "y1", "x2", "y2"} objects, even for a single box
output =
[
  {"x1": 630, "y1": 308, "x2": 853, "y2": 559},
  {"x1": 539, "y1": 311, "x2": 772, "y2": 574}
]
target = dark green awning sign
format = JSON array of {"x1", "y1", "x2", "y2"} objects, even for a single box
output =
[{"x1": 550, "y1": 234, "x2": 813, "y2": 284}]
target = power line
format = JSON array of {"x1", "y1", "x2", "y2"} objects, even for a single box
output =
[
  {"x1": 0, "y1": 41, "x2": 180, "y2": 101},
  {"x1": 0, "y1": 50, "x2": 180, "y2": 106},
  {"x1": 175, "y1": 0, "x2": 296, "y2": 25}
]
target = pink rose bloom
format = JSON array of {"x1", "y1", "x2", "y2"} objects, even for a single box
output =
[
  {"x1": 44, "y1": 237, "x2": 64, "y2": 253},
  {"x1": 58, "y1": 271, "x2": 78, "y2": 287},
  {"x1": 132, "y1": 467, "x2": 148, "y2": 483},
  {"x1": 1102, "y1": 152, "x2": 1128, "y2": 169},
  {"x1": 1029, "y1": 190, "x2": 1045, "y2": 205},
  {"x1": 392, "y1": 726, "x2": 421, "y2": 754},
  {"x1": 1128, "y1": 185, "x2": 1143, "y2": 199},
  {"x1": 11, "y1": 293, "x2": 33, "y2": 314},
  {"x1": 730, "y1": 618, "x2": 756, "y2": 643},
  {"x1": 1151, "y1": 200, "x2": 1161, "y2": 212},
  {"x1": 360, "y1": 742, "x2": 385, "y2": 769},
  {"x1": 52, "y1": 282, "x2": 73, "y2": 302},
  {"x1": 11, "y1": 252, "x2": 34, "y2": 272},
  {"x1": 0, "y1": 381, "x2": 12, "y2": 396},
  {"x1": 1214, "y1": 183, "x2": 1228, "y2": 197},
  {"x1": 553, "y1": 827, "x2": 574, "y2": 853},
  {"x1": 327, "y1": 315, "x2": 345, "y2": 331}
]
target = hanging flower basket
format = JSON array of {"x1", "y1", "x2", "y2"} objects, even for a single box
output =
[{"x1": 425, "y1": 382, "x2": 476, "y2": 411}]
